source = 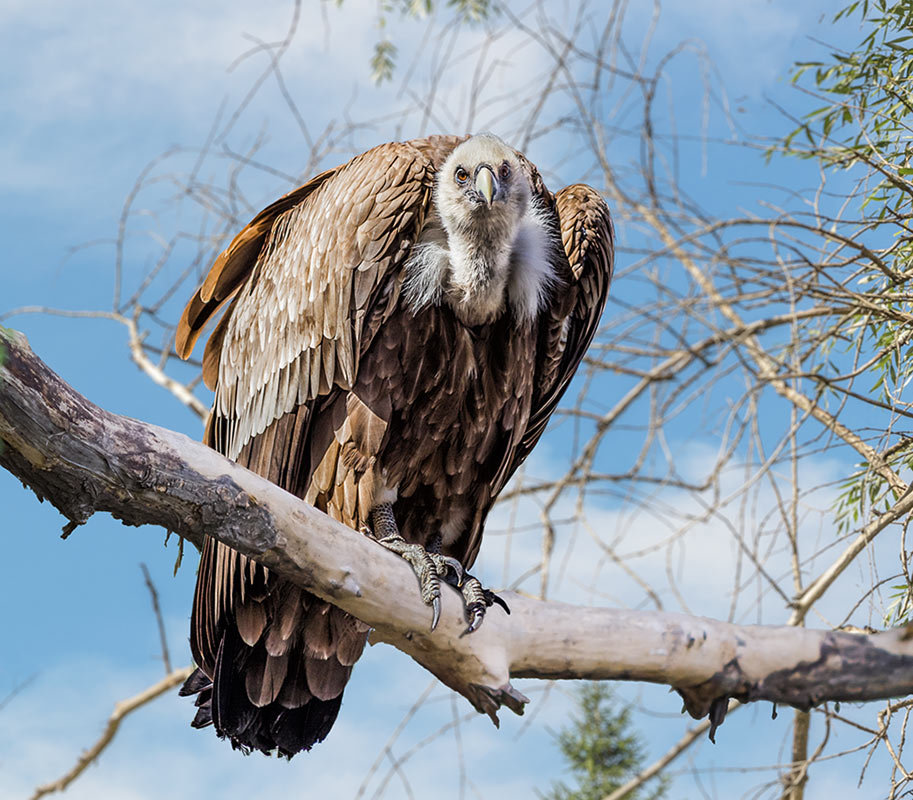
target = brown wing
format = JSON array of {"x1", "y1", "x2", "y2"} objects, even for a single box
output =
[
  {"x1": 176, "y1": 168, "x2": 339, "y2": 388},
  {"x1": 459, "y1": 183, "x2": 614, "y2": 567},
  {"x1": 175, "y1": 133, "x2": 468, "y2": 394},
  {"x1": 180, "y1": 136, "x2": 465, "y2": 756},
  {"x1": 523, "y1": 183, "x2": 614, "y2": 458}
]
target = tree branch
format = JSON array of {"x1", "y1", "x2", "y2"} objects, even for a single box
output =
[
  {"x1": 28, "y1": 666, "x2": 193, "y2": 800},
  {"x1": 601, "y1": 703, "x2": 736, "y2": 800},
  {"x1": 3, "y1": 327, "x2": 913, "y2": 736}
]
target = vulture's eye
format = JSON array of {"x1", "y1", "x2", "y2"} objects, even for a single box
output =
[
  {"x1": 455, "y1": 167, "x2": 469, "y2": 184},
  {"x1": 499, "y1": 162, "x2": 511, "y2": 180}
]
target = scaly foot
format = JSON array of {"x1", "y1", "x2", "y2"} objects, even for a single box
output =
[
  {"x1": 427, "y1": 531, "x2": 510, "y2": 634},
  {"x1": 368, "y1": 504, "x2": 509, "y2": 633},
  {"x1": 369, "y1": 505, "x2": 461, "y2": 630},
  {"x1": 458, "y1": 573, "x2": 510, "y2": 636}
]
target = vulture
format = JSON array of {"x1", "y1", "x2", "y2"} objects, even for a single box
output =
[{"x1": 175, "y1": 133, "x2": 614, "y2": 757}]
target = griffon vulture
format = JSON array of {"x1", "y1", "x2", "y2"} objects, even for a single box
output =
[{"x1": 175, "y1": 133, "x2": 614, "y2": 756}]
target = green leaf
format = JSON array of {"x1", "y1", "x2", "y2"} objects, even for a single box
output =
[{"x1": 370, "y1": 39, "x2": 397, "y2": 83}]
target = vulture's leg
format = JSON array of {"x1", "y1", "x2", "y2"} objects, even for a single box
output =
[
  {"x1": 369, "y1": 503, "x2": 462, "y2": 631},
  {"x1": 369, "y1": 504, "x2": 509, "y2": 633}
]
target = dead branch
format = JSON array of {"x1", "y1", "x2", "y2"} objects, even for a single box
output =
[
  {"x1": 4, "y1": 328, "x2": 913, "y2": 735},
  {"x1": 0, "y1": 305, "x2": 208, "y2": 420},
  {"x1": 0, "y1": 674, "x2": 38, "y2": 714},
  {"x1": 28, "y1": 666, "x2": 193, "y2": 800},
  {"x1": 601, "y1": 702, "x2": 738, "y2": 800},
  {"x1": 26, "y1": 566, "x2": 181, "y2": 800},
  {"x1": 140, "y1": 562, "x2": 172, "y2": 674}
]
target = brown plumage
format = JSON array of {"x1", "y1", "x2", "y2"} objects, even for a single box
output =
[{"x1": 176, "y1": 133, "x2": 614, "y2": 756}]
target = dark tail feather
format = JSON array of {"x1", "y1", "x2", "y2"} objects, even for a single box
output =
[
  {"x1": 181, "y1": 668, "x2": 214, "y2": 728},
  {"x1": 213, "y1": 630, "x2": 259, "y2": 747},
  {"x1": 270, "y1": 696, "x2": 343, "y2": 755},
  {"x1": 181, "y1": 625, "x2": 347, "y2": 758},
  {"x1": 179, "y1": 667, "x2": 211, "y2": 697}
]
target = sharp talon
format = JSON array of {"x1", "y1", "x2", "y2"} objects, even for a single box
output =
[
  {"x1": 442, "y1": 556, "x2": 464, "y2": 582},
  {"x1": 460, "y1": 605, "x2": 485, "y2": 637},
  {"x1": 370, "y1": 507, "x2": 460, "y2": 630},
  {"x1": 431, "y1": 596, "x2": 441, "y2": 631},
  {"x1": 486, "y1": 590, "x2": 510, "y2": 615},
  {"x1": 368, "y1": 510, "x2": 499, "y2": 634}
]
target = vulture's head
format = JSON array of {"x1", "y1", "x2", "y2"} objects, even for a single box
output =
[
  {"x1": 436, "y1": 134, "x2": 531, "y2": 236},
  {"x1": 408, "y1": 133, "x2": 549, "y2": 325}
]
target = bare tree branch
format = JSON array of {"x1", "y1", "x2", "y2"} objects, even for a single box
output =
[
  {"x1": 0, "y1": 674, "x2": 38, "y2": 714},
  {"x1": 140, "y1": 562, "x2": 172, "y2": 674},
  {"x1": 28, "y1": 666, "x2": 193, "y2": 800},
  {"x1": 601, "y1": 702, "x2": 739, "y2": 800},
  {"x1": 5, "y1": 328, "x2": 913, "y2": 738},
  {"x1": 0, "y1": 305, "x2": 208, "y2": 420}
]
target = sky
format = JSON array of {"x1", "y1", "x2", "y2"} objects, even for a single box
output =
[{"x1": 0, "y1": 1, "x2": 901, "y2": 798}]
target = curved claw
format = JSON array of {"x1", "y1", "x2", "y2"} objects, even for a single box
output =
[
  {"x1": 460, "y1": 604, "x2": 486, "y2": 637},
  {"x1": 485, "y1": 589, "x2": 511, "y2": 615},
  {"x1": 431, "y1": 595, "x2": 442, "y2": 631},
  {"x1": 441, "y1": 556, "x2": 464, "y2": 583}
]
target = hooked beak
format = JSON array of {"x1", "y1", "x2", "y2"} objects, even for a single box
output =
[{"x1": 474, "y1": 165, "x2": 496, "y2": 206}]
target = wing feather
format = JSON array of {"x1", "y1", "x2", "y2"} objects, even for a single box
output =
[
  {"x1": 186, "y1": 136, "x2": 466, "y2": 705},
  {"x1": 208, "y1": 143, "x2": 435, "y2": 460},
  {"x1": 175, "y1": 169, "x2": 340, "y2": 363}
]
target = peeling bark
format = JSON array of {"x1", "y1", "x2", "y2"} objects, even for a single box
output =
[{"x1": 3, "y1": 327, "x2": 913, "y2": 736}]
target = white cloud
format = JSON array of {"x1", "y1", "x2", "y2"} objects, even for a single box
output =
[
  {"x1": 2, "y1": 0, "x2": 310, "y2": 117},
  {"x1": 1, "y1": 648, "x2": 568, "y2": 800},
  {"x1": 481, "y1": 439, "x2": 894, "y2": 633}
]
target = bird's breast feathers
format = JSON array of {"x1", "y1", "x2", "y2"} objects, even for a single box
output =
[{"x1": 403, "y1": 196, "x2": 556, "y2": 326}]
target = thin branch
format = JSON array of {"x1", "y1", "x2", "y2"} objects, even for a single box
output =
[
  {"x1": 788, "y1": 483, "x2": 913, "y2": 626},
  {"x1": 140, "y1": 562, "x2": 172, "y2": 674},
  {"x1": 29, "y1": 666, "x2": 193, "y2": 800},
  {"x1": 601, "y1": 701, "x2": 739, "y2": 800},
  {"x1": 0, "y1": 673, "x2": 38, "y2": 714},
  {"x1": 123, "y1": 311, "x2": 208, "y2": 420},
  {"x1": 0, "y1": 305, "x2": 208, "y2": 420}
]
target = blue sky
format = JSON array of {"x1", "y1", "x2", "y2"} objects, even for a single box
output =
[{"x1": 0, "y1": 1, "x2": 899, "y2": 798}]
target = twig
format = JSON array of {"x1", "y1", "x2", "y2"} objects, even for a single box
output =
[
  {"x1": 140, "y1": 562, "x2": 172, "y2": 674},
  {"x1": 29, "y1": 666, "x2": 193, "y2": 800},
  {"x1": 0, "y1": 673, "x2": 38, "y2": 714},
  {"x1": 124, "y1": 311, "x2": 208, "y2": 420},
  {"x1": 601, "y1": 701, "x2": 739, "y2": 800}
]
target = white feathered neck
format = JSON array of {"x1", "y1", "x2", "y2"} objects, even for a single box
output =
[{"x1": 404, "y1": 196, "x2": 554, "y2": 326}]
